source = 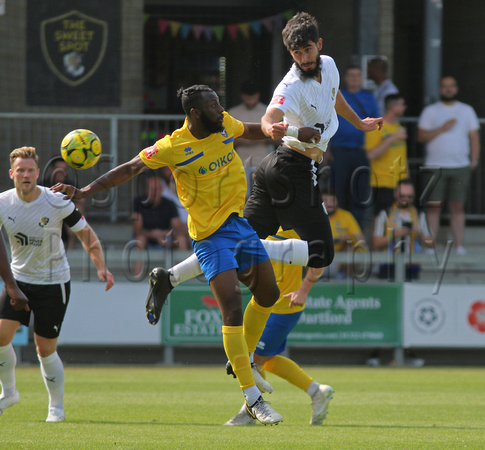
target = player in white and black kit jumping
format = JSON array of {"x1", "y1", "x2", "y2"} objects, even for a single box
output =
[
  {"x1": 0, "y1": 147, "x2": 114, "y2": 422},
  {"x1": 245, "y1": 12, "x2": 383, "y2": 288}
]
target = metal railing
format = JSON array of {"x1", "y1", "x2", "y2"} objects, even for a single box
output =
[
  {"x1": 1, "y1": 113, "x2": 484, "y2": 222},
  {"x1": 0, "y1": 112, "x2": 185, "y2": 223}
]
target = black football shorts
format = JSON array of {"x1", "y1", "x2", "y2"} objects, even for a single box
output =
[{"x1": 0, "y1": 280, "x2": 70, "y2": 339}]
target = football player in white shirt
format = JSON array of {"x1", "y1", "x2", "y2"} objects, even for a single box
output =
[
  {"x1": 0, "y1": 147, "x2": 114, "y2": 422},
  {"x1": 245, "y1": 12, "x2": 382, "y2": 295}
]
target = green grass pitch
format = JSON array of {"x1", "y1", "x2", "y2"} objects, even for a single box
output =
[{"x1": 1, "y1": 366, "x2": 484, "y2": 448}]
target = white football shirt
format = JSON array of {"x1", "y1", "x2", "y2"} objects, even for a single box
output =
[
  {"x1": 268, "y1": 55, "x2": 340, "y2": 153},
  {"x1": 0, "y1": 186, "x2": 86, "y2": 284}
]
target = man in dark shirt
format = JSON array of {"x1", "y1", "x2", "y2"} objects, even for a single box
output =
[{"x1": 132, "y1": 175, "x2": 188, "y2": 250}]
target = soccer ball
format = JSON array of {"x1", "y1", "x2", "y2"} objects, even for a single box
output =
[{"x1": 61, "y1": 129, "x2": 102, "y2": 170}]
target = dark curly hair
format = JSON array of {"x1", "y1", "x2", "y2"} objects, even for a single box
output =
[
  {"x1": 177, "y1": 85, "x2": 215, "y2": 115},
  {"x1": 282, "y1": 12, "x2": 319, "y2": 51}
]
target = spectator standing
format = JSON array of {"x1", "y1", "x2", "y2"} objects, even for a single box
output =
[
  {"x1": 365, "y1": 93, "x2": 409, "y2": 216},
  {"x1": 367, "y1": 57, "x2": 399, "y2": 116},
  {"x1": 228, "y1": 80, "x2": 274, "y2": 197},
  {"x1": 417, "y1": 76, "x2": 480, "y2": 255},
  {"x1": 327, "y1": 65, "x2": 381, "y2": 230}
]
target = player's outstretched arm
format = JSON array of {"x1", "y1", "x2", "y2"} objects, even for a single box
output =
[
  {"x1": 240, "y1": 123, "x2": 268, "y2": 140},
  {"x1": 51, "y1": 155, "x2": 148, "y2": 202},
  {"x1": 76, "y1": 223, "x2": 115, "y2": 291},
  {"x1": 335, "y1": 91, "x2": 383, "y2": 131},
  {"x1": 0, "y1": 234, "x2": 29, "y2": 311}
]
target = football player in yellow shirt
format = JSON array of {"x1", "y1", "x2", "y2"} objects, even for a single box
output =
[
  {"x1": 51, "y1": 85, "x2": 283, "y2": 425},
  {"x1": 225, "y1": 229, "x2": 334, "y2": 426}
]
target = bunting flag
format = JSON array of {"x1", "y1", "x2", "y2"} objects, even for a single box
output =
[
  {"x1": 158, "y1": 18, "x2": 169, "y2": 35},
  {"x1": 239, "y1": 23, "x2": 250, "y2": 39},
  {"x1": 250, "y1": 20, "x2": 262, "y2": 36},
  {"x1": 170, "y1": 21, "x2": 182, "y2": 37},
  {"x1": 155, "y1": 9, "x2": 294, "y2": 41},
  {"x1": 192, "y1": 25, "x2": 204, "y2": 40},
  {"x1": 213, "y1": 25, "x2": 225, "y2": 42}
]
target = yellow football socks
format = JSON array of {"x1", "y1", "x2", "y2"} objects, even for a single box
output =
[
  {"x1": 222, "y1": 325, "x2": 254, "y2": 390},
  {"x1": 263, "y1": 354, "x2": 313, "y2": 392},
  {"x1": 243, "y1": 298, "x2": 272, "y2": 353}
]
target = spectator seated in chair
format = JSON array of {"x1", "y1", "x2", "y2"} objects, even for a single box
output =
[{"x1": 372, "y1": 179, "x2": 434, "y2": 281}]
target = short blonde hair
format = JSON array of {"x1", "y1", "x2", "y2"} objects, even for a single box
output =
[{"x1": 10, "y1": 146, "x2": 39, "y2": 168}]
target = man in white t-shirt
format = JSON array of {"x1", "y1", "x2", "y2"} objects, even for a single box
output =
[
  {"x1": 418, "y1": 77, "x2": 480, "y2": 255},
  {"x1": 0, "y1": 147, "x2": 114, "y2": 422}
]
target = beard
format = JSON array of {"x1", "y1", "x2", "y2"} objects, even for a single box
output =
[
  {"x1": 200, "y1": 111, "x2": 224, "y2": 134},
  {"x1": 295, "y1": 55, "x2": 322, "y2": 79},
  {"x1": 440, "y1": 93, "x2": 458, "y2": 103}
]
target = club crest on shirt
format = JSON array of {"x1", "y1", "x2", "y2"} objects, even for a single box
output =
[
  {"x1": 220, "y1": 128, "x2": 228, "y2": 138},
  {"x1": 39, "y1": 217, "x2": 50, "y2": 227},
  {"x1": 331, "y1": 88, "x2": 336, "y2": 101}
]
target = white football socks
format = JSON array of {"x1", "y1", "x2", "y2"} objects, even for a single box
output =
[
  {"x1": 38, "y1": 351, "x2": 65, "y2": 409},
  {"x1": 169, "y1": 239, "x2": 309, "y2": 287},
  {"x1": 306, "y1": 381, "x2": 320, "y2": 397},
  {"x1": 0, "y1": 344, "x2": 17, "y2": 398},
  {"x1": 169, "y1": 252, "x2": 202, "y2": 287},
  {"x1": 261, "y1": 238, "x2": 309, "y2": 266},
  {"x1": 243, "y1": 385, "x2": 261, "y2": 406}
]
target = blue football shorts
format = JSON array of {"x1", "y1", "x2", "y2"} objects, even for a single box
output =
[
  {"x1": 192, "y1": 213, "x2": 269, "y2": 282},
  {"x1": 255, "y1": 310, "x2": 303, "y2": 357}
]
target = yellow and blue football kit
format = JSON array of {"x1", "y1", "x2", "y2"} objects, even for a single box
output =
[
  {"x1": 141, "y1": 111, "x2": 272, "y2": 394},
  {"x1": 140, "y1": 112, "x2": 269, "y2": 282},
  {"x1": 140, "y1": 112, "x2": 247, "y2": 241},
  {"x1": 243, "y1": 229, "x2": 316, "y2": 393}
]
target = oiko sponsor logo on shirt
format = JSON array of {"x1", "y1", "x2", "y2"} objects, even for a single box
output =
[{"x1": 199, "y1": 150, "x2": 235, "y2": 175}]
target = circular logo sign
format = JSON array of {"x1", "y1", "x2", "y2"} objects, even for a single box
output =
[
  {"x1": 468, "y1": 300, "x2": 485, "y2": 333},
  {"x1": 411, "y1": 298, "x2": 445, "y2": 334}
]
